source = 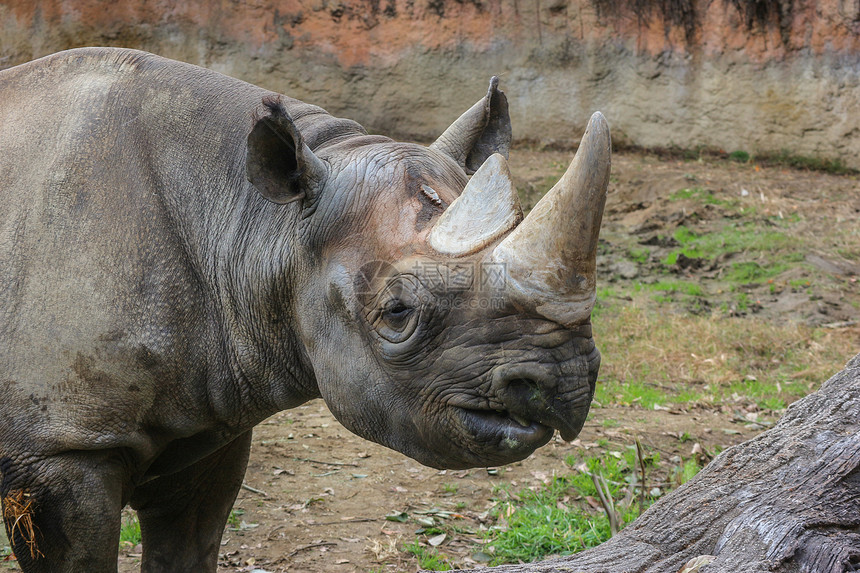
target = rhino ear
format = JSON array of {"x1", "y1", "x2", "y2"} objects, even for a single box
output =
[
  {"x1": 430, "y1": 76, "x2": 512, "y2": 175},
  {"x1": 246, "y1": 96, "x2": 327, "y2": 205}
]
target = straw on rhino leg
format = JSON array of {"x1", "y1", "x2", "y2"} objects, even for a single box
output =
[
  {"x1": 3, "y1": 490, "x2": 42, "y2": 561},
  {"x1": 1, "y1": 453, "x2": 126, "y2": 573}
]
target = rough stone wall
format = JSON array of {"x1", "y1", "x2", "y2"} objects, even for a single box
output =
[{"x1": 1, "y1": 0, "x2": 858, "y2": 166}]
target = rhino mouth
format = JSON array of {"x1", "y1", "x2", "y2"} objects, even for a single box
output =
[{"x1": 456, "y1": 407, "x2": 554, "y2": 454}]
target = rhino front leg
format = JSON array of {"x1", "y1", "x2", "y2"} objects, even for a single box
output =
[
  {"x1": 0, "y1": 451, "x2": 127, "y2": 572},
  {"x1": 130, "y1": 431, "x2": 252, "y2": 573}
]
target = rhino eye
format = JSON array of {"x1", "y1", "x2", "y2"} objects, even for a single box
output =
[
  {"x1": 384, "y1": 301, "x2": 411, "y2": 320},
  {"x1": 380, "y1": 300, "x2": 416, "y2": 340},
  {"x1": 369, "y1": 274, "x2": 427, "y2": 344}
]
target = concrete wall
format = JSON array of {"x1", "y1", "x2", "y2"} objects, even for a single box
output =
[{"x1": 1, "y1": 0, "x2": 858, "y2": 166}]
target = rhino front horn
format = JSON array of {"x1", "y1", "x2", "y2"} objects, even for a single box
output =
[{"x1": 491, "y1": 112, "x2": 611, "y2": 327}]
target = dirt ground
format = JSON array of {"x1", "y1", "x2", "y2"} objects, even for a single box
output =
[
  {"x1": 2, "y1": 150, "x2": 858, "y2": 572},
  {"x1": 200, "y1": 401, "x2": 754, "y2": 573}
]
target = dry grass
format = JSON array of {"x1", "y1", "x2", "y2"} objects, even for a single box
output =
[
  {"x1": 365, "y1": 535, "x2": 401, "y2": 563},
  {"x1": 593, "y1": 297, "x2": 859, "y2": 409},
  {"x1": 2, "y1": 490, "x2": 42, "y2": 560}
]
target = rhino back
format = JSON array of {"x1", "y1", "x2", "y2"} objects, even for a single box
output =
[{"x1": 0, "y1": 48, "x2": 322, "y2": 461}]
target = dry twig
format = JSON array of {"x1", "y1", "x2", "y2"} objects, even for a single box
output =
[
  {"x1": 2, "y1": 490, "x2": 43, "y2": 560},
  {"x1": 590, "y1": 473, "x2": 619, "y2": 535},
  {"x1": 635, "y1": 437, "x2": 647, "y2": 510},
  {"x1": 241, "y1": 482, "x2": 268, "y2": 496},
  {"x1": 293, "y1": 457, "x2": 359, "y2": 467},
  {"x1": 287, "y1": 541, "x2": 337, "y2": 557}
]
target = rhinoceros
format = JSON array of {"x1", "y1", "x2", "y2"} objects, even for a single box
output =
[{"x1": 0, "y1": 47, "x2": 609, "y2": 572}]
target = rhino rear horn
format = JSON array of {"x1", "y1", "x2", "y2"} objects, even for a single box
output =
[
  {"x1": 246, "y1": 95, "x2": 328, "y2": 205},
  {"x1": 430, "y1": 77, "x2": 512, "y2": 175},
  {"x1": 428, "y1": 153, "x2": 523, "y2": 257}
]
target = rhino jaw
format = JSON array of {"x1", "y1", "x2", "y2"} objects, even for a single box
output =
[{"x1": 457, "y1": 408, "x2": 554, "y2": 455}]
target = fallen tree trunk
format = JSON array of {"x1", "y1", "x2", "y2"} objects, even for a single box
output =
[{"x1": 451, "y1": 353, "x2": 860, "y2": 573}]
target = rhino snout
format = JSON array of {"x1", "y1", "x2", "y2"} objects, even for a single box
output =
[{"x1": 489, "y1": 363, "x2": 592, "y2": 443}]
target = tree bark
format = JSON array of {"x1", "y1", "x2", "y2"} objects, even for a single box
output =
[{"x1": 451, "y1": 353, "x2": 860, "y2": 573}]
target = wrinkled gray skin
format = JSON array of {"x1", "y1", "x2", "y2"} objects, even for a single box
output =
[{"x1": 0, "y1": 48, "x2": 599, "y2": 572}]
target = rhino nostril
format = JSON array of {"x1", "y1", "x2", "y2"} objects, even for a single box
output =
[
  {"x1": 490, "y1": 365, "x2": 558, "y2": 413},
  {"x1": 505, "y1": 378, "x2": 544, "y2": 405}
]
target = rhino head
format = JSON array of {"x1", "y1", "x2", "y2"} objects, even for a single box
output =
[{"x1": 244, "y1": 80, "x2": 609, "y2": 469}]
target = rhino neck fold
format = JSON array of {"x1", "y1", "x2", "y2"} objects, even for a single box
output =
[{"x1": 125, "y1": 63, "x2": 325, "y2": 428}]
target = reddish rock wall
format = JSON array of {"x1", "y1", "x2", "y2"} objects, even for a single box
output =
[{"x1": 1, "y1": 0, "x2": 858, "y2": 166}]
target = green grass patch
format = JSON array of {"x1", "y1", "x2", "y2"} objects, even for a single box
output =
[
  {"x1": 119, "y1": 511, "x2": 141, "y2": 547},
  {"x1": 725, "y1": 261, "x2": 788, "y2": 284},
  {"x1": 627, "y1": 144, "x2": 857, "y2": 174},
  {"x1": 675, "y1": 459, "x2": 703, "y2": 485},
  {"x1": 0, "y1": 523, "x2": 11, "y2": 562},
  {"x1": 669, "y1": 187, "x2": 737, "y2": 208},
  {"x1": 483, "y1": 449, "x2": 670, "y2": 566},
  {"x1": 674, "y1": 389, "x2": 707, "y2": 404},
  {"x1": 662, "y1": 224, "x2": 797, "y2": 273},
  {"x1": 227, "y1": 508, "x2": 244, "y2": 529},
  {"x1": 597, "y1": 286, "x2": 616, "y2": 299},
  {"x1": 721, "y1": 376, "x2": 809, "y2": 411},
  {"x1": 484, "y1": 487, "x2": 613, "y2": 565},
  {"x1": 632, "y1": 280, "x2": 705, "y2": 307},
  {"x1": 594, "y1": 379, "x2": 670, "y2": 409},
  {"x1": 730, "y1": 291, "x2": 752, "y2": 312},
  {"x1": 681, "y1": 224, "x2": 793, "y2": 257},
  {"x1": 593, "y1": 287, "x2": 618, "y2": 319},
  {"x1": 769, "y1": 212, "x2": 802, "y2": 226},
  {"x1": 403, "y1": 540, "x2": 453, "y2": 570},
  {"x1": 634, "y1": 280, "x2": 705, "y2": 297},
  {"x1": 626, "y1": 247, "x2": 651, "y2": 264}
]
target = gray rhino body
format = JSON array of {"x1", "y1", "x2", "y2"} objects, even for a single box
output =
[{"x1": 0, "y1": 48, "x2": 608, "y2": 572}]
